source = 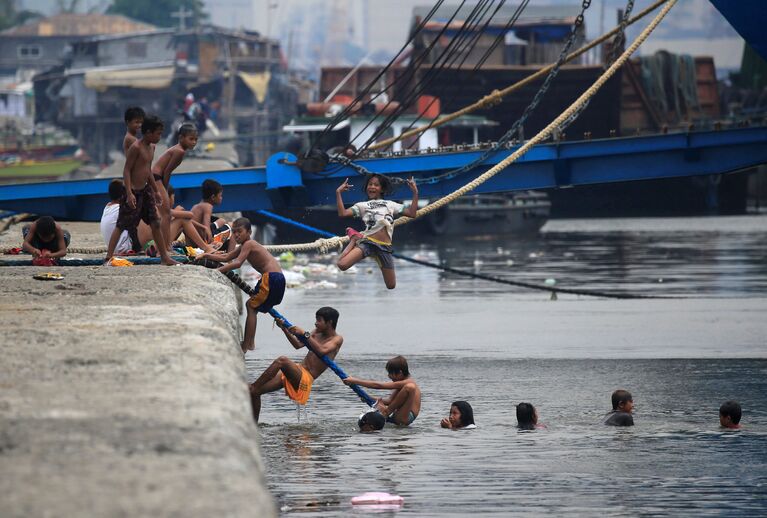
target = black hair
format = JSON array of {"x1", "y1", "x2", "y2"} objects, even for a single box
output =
[
  {"x1": 516, "y1": 402, "x2": 536, "y2": 430},
  {"x1": 124, "y1": 106, "x2": 145, "y2": 123},
  {"x1": 358, "y1": 411, "x2": 385, "y2": 431},
  {"x1": 611, "y1": 390, "x2": 633, "y2": 411},
  {"x1": 141, "y1": 114, "x2": 164, "y2": 135},
  {"x1": 202, "y1": 179, "x2": 223, "y2": 200},
  {"x1": 36, "y1": 216, "x2": 56, "y2": 237},
  {"x1": 178, "y1": 123, "x2": 198, "y2": 138},
  {"x1": 166, "y1": 184, "x2": 175, "y2": 196},
  {"x1": 385, "y1": 355, "x2": 409, "y2": 377},
  {"x1": 316, "y1": 306, "x2": 339, "y2": 329},
  {"x1": 719, "y1": 400, "x2": 742, "y2": 424},
  {"x1": 363, "y1": 173, "x2": 393, "y2": 198},
  {"x1": 108, "y1": 179, "x2": 125, "y2": 201},
  {"x1": 452, "y1": 401, "x2": 475, "y2": 428},
  {"x1": 232, "y1": 217, "x2": 251, "y2": 232}
]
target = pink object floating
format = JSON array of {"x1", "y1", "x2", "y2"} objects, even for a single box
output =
[{"x1": 351, "y1": 492, "x2": 404, "y2": 506}]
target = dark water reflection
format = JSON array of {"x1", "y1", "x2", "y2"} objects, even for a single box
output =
[{"x1": 249, "y1": 216, "x2": 767, "y2": 516}]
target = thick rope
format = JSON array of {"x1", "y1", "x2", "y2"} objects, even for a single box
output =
[
  {"x1": 263, "y1": 0, "x2": 676, "y2": 253},
  {"x1": 369, "y1": 0, "x2": 668, "y2": 151},
  {"x1": 255, "y1": 209, "x2": 668, "y2": 300}
]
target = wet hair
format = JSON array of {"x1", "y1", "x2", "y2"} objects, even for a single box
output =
[
  {"x1": 358, "y1": 411, "x2": 385, "y2": 431},
  {"x1": 202, "y1": 179, "x2": 223, "y2": 200},
  {"x1": 719, "y1": 400, "x2": 742, "y2": 424},
  {"x1": 36, "y1": 216, "x2": 56, "y2": 237},
  {"x1": 178, "y1": 123, "x2": 198, "y2": 138},
  {"x1": 611, "y1": 390, "x2": 633, "y2": 411},
  {"x1": 166, "y1": 184, "x2": 175, "y2": 196},
  {"x1": 108, "y1": 179, "x2": 125, "y2": 201},
  {"x1": 316, "y1": 306, "x2": 339, "y2": 329},
  {"x1": 363, "y1": 173, "x2": 393, "y2": 198},
  {"x1": 452, "y1": 401, "x2": 475, "y2": 428},
  {"x1": 232, "y1": 217, "x2": 251, "y2": 233},
  {"x1": 141, "y1": 114, "x2": 164, "y2": 135},
  {"x1": 516, "y1": 402, "x2": 536, "y2": 430},
  {"x1": 124, "y1": 106, "x2": 145, "y2": 123},
  {"x1": 385, "y1": 355, "x2": 409, "y2": 377}
]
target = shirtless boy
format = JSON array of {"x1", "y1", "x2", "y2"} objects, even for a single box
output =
[
  {"x1": 191, "y1": 179, "x2": 233, "y2": 251},
  {"x1": 344, "y1": 355, "x2": 421, "y2": 426},
  {"x1": 248, "y1": 307, "x2": 343, "y2": 422},
  {"x1": 106, "y1": 114, "x2": 178, "y2": 265},
  {"x1": 123, "y1": 106, "x2": 144, "y2": 156},
  {"x1": 152, "y1": 123, "x2": 198, "y2": 251},
  {"x1": 198, "y1": 217, "x2": 284, "y2": 352}
]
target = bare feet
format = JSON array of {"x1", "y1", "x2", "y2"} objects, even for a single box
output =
[{"x1": 161, "y1": 257, "x2": 181, "y2": 266}]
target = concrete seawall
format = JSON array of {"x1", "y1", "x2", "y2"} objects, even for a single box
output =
[{"x1": 0, "y1": 224, "x2": 275, "y2": 516}]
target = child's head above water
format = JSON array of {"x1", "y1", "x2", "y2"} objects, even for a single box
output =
[
  {"x1": 449, "y1": 401, "x2": 475, "y2": 429},
  {"x1": 719, "y1": 400, "x2": 742, "y2": 429},
  {"x1": 385, "y1": 355, "x2": 409, "y2": 380},
  {"x1": 611, "y1": 390, "x2": 633, "y2": 413},
  {"x1": 516, "y1": 402, "x2": 538, "y2": 430},
  {"x1": 363, "y1": 174, "x2": 392, "y2": 200},
  {"x1": 358, "y1": 410, "x2": 386, "y2": 432}
]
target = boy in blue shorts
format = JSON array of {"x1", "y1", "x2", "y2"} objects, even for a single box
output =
[{"x1": 199, "y1": 217, "x2": 284, "y2": 352}]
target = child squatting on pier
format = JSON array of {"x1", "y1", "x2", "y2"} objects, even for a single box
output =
[
  {"x1": 335, "y1": 174, "x2": 418, "y2": 289},
  {"x1": 198, "y1": 217, "x2": 285, "y2": 353}
]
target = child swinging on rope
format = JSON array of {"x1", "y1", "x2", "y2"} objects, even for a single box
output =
[{"x1": 335, "y1": 174, "x2": 418, "y2": 289}]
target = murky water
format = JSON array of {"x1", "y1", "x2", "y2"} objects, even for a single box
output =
[{"x1": 245, "y1": 215, "x2": 767, "y2": 516}]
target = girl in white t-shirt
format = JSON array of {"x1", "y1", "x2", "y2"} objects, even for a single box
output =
[{"x1": 335, "y1": 174, "x2": 418, "y2": 289}]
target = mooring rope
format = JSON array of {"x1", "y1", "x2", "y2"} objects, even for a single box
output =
[
  {"x1": 219, "y1": 268, "x2": 376, "y2": 407},
  {"x1": 254, "y1": 210, "x2": 668, "y2": 300}
]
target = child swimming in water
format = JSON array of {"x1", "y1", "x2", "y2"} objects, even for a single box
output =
[
  {"x1": 441, "y1": 401, "x2": 476, "y2": 430},
  {"x1": 516, "y1": 402, "x2": 545, "y2": 430},
  {"x1": 335, "y1": 174, "x2": 418, "y2": 289},
  {"x1": 604, "y1": 389, "x2": 634, "y2": 427},
  {"x1": 719, "y1": 400, "x2": 742, "y2": 429},
  {"x1": 344, "y1": 355, "x2": 421, "y2": 426},
  {"x1": 358, "y1": 410, "x2": 386, "y2": 432}
]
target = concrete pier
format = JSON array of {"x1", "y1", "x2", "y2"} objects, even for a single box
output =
[{"x1": 0, "y1": 223, "x2": 276, "y2": 517}]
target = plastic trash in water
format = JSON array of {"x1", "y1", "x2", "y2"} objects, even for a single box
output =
[
  {"x1": 351, "y1": 492, "x2": 404, "y2": 509},
  {"x1": 544, "y1": 278, "x2": 556, "y2": 286}
]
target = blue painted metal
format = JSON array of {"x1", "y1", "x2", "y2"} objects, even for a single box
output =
[
  {"x1": 0, "y1": 127, "x2": 765, "y2": 220},
  {"x1": 266, "y1": 307, "x2": 376, "y2": 407},
  {"x1": 709, "y1": 0, "x2": 767, "y2": 61}
]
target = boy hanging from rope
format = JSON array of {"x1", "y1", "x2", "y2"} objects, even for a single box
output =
[
  {"x1": 336, "y1": 174, "x2": 418, "y2": 289},
  {"x1": 198, "y1": 217, "x2": 285, "y2": 353}
]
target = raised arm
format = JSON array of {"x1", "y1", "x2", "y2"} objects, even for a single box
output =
[
  {"x1": 336, "y1": 178, "x2": 354, "y2": 217},
  {"x1": 274, "y1": 319, "x2": 304, "y2": 349},
  {"x1": 403, "y1": 176, "x2": 419, "y2": 218}
]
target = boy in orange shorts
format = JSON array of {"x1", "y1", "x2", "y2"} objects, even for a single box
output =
[{"x1": 248, "y1": 307, "x2": 343, "y2": 422}]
